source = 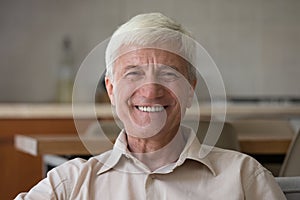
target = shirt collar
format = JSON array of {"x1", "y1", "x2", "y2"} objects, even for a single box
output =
[
  {"x1": 96, "y1": 126, "x2": 217, "y2": 176},
  {"x1": 177, "y1": 126, "x2": 217, "y2": 176},
  {"x1": 96, "y1": 129, "x2": 128, "y2": 175}
]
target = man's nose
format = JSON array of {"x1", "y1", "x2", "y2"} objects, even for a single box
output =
[{"x1": 138, "y1": 83, "x2": 165, "y2": 99}]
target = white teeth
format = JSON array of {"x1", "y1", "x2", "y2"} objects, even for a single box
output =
[{"x1": 137, "y1": 106, "x2": 164, "y2": 112}]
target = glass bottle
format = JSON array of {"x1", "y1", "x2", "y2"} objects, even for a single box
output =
[{"x1": 57, "y1": 36, "x2": 74, "y2": 103}]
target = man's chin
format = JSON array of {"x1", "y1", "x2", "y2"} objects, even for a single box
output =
[{"x1": 124, "y1": 121, "x2": 167, "y2": 139}]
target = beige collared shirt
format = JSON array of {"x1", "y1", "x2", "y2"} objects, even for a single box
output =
[{"x1": 16, "y1": 127, "x2": 286, "y2": 200}]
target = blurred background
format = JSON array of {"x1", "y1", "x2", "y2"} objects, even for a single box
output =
[
  {"x1": 1, "y1": 0, "x2": 300, "y2": 199},
  {"x1": 0, "y1": 0, "x2": 299, "y2": 103}
]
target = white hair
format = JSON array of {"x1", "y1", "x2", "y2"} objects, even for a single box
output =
[{"x1": 105, "y1": 12, "x2": 196, "y2": 82}]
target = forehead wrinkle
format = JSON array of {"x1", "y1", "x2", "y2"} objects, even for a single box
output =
[
  {"x1": 120, "y1": 48, "x2": 177, "y2": 62},
  {"x1": 115, "y1": 48, "x2": 189, "y2": 76}
]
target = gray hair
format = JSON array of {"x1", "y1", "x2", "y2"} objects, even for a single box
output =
[{"x1": 105, "y1": 12, "x2": 196, "y2": 82}]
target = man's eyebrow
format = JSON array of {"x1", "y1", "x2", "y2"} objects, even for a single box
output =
[
  {"x1": 159, "y1": 65, "x2": 180, "y2": 71},
  {"x1": 123, "y1": 65, "x2": 140, "y2": 71}
]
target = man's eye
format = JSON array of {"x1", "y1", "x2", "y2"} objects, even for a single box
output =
[
  {"x1": 159, "y1": 71, "x2": 180, "y2": 81},
  {"x1": 124, "y1": 70, "x2": 144, "y2": 80},
  {"x1": 126, "y1": 71, "x2": 140, "y2": 76},
  {"x1": 162, "y1": 72, "x2": 178, "y2": 77}
]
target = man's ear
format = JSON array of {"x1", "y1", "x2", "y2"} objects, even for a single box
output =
[
  {"x1": 187, "y1": 79, "x2": 197, "y2": 108},
  {"x1": 105, "y1": 77, "x2": 115, "y2": 106}
]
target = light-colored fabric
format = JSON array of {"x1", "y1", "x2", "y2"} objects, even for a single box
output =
[{"x1": 15, "y1": 127, "x2": 286, "y2": 200}]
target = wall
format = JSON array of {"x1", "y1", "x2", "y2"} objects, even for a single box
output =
[{"x1": 0, "y1": 0, "x2": 299, "y2": 102}]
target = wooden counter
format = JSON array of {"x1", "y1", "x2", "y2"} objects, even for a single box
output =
[
  {"x1": 1, "y1": 103, "x2": 300, "y2": 119},
  {"x1": 14, "y1": 134, "x2": 114, "y2": 156}
]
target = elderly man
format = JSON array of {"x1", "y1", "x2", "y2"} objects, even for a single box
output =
[{"x1": 16, "y1": 13, "x2": 286, "y2": 199}]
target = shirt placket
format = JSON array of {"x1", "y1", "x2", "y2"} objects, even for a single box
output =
[{"x1": 145, "y1": 174, "x2": 160, "y2": 200}]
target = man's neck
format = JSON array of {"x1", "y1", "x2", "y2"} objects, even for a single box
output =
[{"x1": 126, "y1": 128, "x2": 186, "y2": 171}]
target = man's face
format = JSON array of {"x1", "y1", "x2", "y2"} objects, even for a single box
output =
[{"x1": 105, "y1": 48, "x2": 196, "y2": 139}]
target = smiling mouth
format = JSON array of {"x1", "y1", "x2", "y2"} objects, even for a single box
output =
[{"x1": 135, "y1": 105, "x2": 167, "y2": 112}]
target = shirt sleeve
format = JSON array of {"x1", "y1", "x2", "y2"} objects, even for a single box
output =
[
  {"x1": 244, "y1": 168, "x2": 287, "y2": 200},
  {"x1": 14, "y1": 177, "x2": 68, "y2": 200},
  {"x1": 14, "y1": 158, "x2": 86, "y2": 200}
]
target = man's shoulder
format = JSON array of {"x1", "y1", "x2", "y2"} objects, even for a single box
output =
[
  {"x1": 208, "y1": 146, "x2": 261, "y2": 166},
  {"x1": 94, "y1": 149, "x2": 113, "y2": 163},
  {"x1": 204, "y1": 146, "x2": 266, "y2": 175},
  {"x1": 50, "y1": 150, "x2": 113, "y2": 177}
]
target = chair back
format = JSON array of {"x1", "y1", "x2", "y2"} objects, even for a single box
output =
[
  {"x1": 276, "y1": 177, "x2": 300, "y2": 200},
  {"x1": 280, "y1": 130, "x2": 300, "y2": 176},
  {"x1": 183, "y1": 120, "x2": 240, "y2": 151}
]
